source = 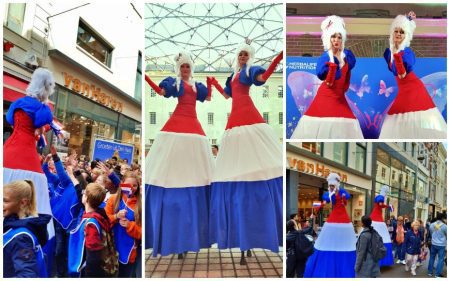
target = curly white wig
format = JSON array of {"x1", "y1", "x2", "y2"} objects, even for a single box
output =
[
  {"x1": 173, "y1": 50, "x2": 196, "y2": 92},
  {"x1": 321, "y1": 15, "x2": 347, "y2": 66},
  {"x1": 26, "y1": 68, "x2": 55, "y2": 103},
  {"x1": 389, "y1": 14, "x2": 416, "y2": 62},
  {"x1": 233, "y1": 39, "x2": 255, "y2": 81}
]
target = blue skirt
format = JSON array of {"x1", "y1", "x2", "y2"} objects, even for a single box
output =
[
  {"x1": 304, "y1": 248, "x2": 356, "y2": 277},
  {"x1": 147, "y1": 184, "x2": 211, "y2": 256},
  {"x1": 209, "y1": 177, "x2": 282, "y2": 252},
  {"x1": 380, "y1": 242, "x2": 394, "y2": 267}
]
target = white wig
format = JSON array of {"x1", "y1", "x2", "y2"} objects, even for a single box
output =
[
  {"x1": 26, "y1": 68, "x2": 55, "y2": 103},
  {"x1": 321, "y1": 15, "x2": 347, "y2": 67},
  {"x1": 389, "y1": 14, "x2": 416, "y2": 62},
  {"x1": 173, "y1": 50, "x2": 196, "y2": 92},
  {"x1": 233, "y1": 39, "x2": 255, "y2": 81},
  {"x1": 380, "y1": 185, "x2": 390, "y2": 197}
]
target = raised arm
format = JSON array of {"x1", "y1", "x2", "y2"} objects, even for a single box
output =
[
  {"x1": 145, "y1": 74, "x2": 165, "y2": 96},
  {"x1": 258, "y1": 51, "x2": 283, "y2": 82},
  {"x1": 207, "y1": 76, "x2": 230, "y2": 99}
]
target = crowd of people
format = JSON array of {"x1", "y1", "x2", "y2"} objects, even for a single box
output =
[
  {"x1": 3, "y1": 68, "x2": 142, "y2": 278},
  {"x1": 287, "y1": 207, "x2": 447, "y2": 278}
]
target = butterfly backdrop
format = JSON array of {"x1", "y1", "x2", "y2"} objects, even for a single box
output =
[{"x1": 286, "y1": 56, "x2": 447, "y2": 139}]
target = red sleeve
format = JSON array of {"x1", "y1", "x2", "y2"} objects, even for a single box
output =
[{"x1": 85, "y1": 223, "x2": 103, "y2": 251}]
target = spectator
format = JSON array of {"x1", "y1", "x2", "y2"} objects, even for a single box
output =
[
  {"x1": 427, "y1": 212, "x2": 447, "y2": 277},
  {"x1": 286, "y1": 220, "x2": 313, "y2": 277},
  {"x1": 355, "y1": 216, "x2": 381, "y2": 278},
  {"x1": 392, "y1": 216, "x2": 406, "y2": 264},
  {"x1": 289, "y1": 213, "x2": 299, "y2": 230},
  {"x1": 212, "y1": 145, "x2": 219, "y2": 158},
  {"x1": 404, "y1": 221, "x2": 422, "y2": 276}
]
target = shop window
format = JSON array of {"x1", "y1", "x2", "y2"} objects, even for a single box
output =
[
  {"x1": 77, "y1": 19, "x2": 113, "y2": 67},
  {"x1": 279, "y1": 112, "x2": 283, "y2": 125},
  {"x1": 333, "y1": 143, "x2": 347, "y2": 165},
  {"x1": 6, "y1": 3, "x2": 26, "y2": 35},
  {"x1": 263, "y1": 112, "x2": 269, "y2": 124},
  {"x1": 278, "y1": 85, "x2": 283, "y2": 98},
  {"x1": 150, "y1": 112, "x2": 156, "y2": 124},
  {"x1": 262, "y1": 85, "x2": 269, "y2": 98},
  {"x1": 208, "y1": 112, "x2": 214, "y2": 125},
  {"x1": 134, "y1": 51, "x2": 142, "y2": 102}
]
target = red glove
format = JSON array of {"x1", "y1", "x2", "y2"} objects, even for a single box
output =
[
  {"x1": 261, "y1": 51, "x2": 283, "y2": 81},
  {"x1": 393, "y1": 53, "x2": 406, "y2": 76},
  {"x1": 206, "y1": 77, "x2": 213, "y2": 100},
  {"x1": 145, "y1": 74, "x2": 162, "y2": 94},
  {"x1": 325, "y1": 62, "x2": 338, "y2": 85},
  {"x1": 209, "y1": 77, "x2": 229, "y2": 99}
]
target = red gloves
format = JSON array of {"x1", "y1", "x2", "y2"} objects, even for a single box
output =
[
  {"x1": 145, "y1": 74, "x2": 162, "y2": 94},
  {"x1": 325, "y1": 62, "x2": 338, "y2": 85},
  {"x1": 393, "y1": 53, "x2": 406, "y2": 76},
  {"x1": 261, "y1": 51, "x2": 283, "y2": 81},
  {"x1": 208, "y1": 76, "x2": 229, "y2": 99}
]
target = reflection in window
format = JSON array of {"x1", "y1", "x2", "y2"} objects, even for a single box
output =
[
  {"x1": 77, "y1": 20, "x2": 113, "y2": 67},
  {"x1": 6, "y1": 3, "x2": 26, "y2": 34},
  {"x1": 333, "y1": 143, "x2": 347, "y2": 165}
]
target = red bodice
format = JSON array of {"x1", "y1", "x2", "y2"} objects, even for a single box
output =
[
  {"x1": 370, "y1": 202, "x2": 386, "y2": 222},
  {"x1": 161, "y1": 81, "x2": 206, "y2": 136},
  {"x1": 326, "y1": 192, "x2": 351, "y2": 223},
  {"x1": 225, "y1": 73, "x2": 265, "y2": 130},
  {"x1": 304, "y1": 63, "x2": 356, "y2": 119},
  {"x1": 4, "y1": 110, "x2": 43, "y2": 173},
  {"x1": 388, "y1": 71, "x2": 436, "y2": 114}
]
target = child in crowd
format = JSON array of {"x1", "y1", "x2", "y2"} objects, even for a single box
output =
[{"x1": 3, "y1": 180, "x2": 51, "y2": 277}]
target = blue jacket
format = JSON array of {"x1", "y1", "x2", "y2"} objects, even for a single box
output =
[
  {"x1": 316, "y1": 49, "x2": 356, "y2": 81},
  {"x1": 383, "y1": 47, "x2": 415, "y2": 77},
  {"x1": 3, "y1": 214, "x2": 51, "y2": 277},
  {"x1": 403, "y1": 229, "x2": 422, "y2": 255},
  {"x1": 6, "y1": 96, "x2": 53, "y2": 128}
]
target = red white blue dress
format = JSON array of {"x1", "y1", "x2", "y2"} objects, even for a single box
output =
[
  {"x1": 4, "y1": 96, "x2": 54, "y2": 239},
  {"x1": 370, "y1": 194, "x2": 394, "y2": 266},
  {"x1": 304, "y1": 189, "x2": 356, "y2": 277},
  {"x1": 145, "y1": 78, "x2": 213, "y2": 256},
  {"x1": 292, "y1": 49, "x2": 363, "y2": 139},
  {"x1": 210, "y1": 65, "x2": 283, "y2": 252},
  {"x1": 379, "y1": 47, "x2": 446, "y2": 138}
]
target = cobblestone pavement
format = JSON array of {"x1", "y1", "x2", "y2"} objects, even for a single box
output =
[
  {"x1": 380, "y1": 254, "x2": 446, "y2": 278},
  {"x1": 145, "y1": 246, "x2": 283, "y2": 278}
]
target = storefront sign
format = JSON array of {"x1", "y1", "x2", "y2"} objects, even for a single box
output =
[
  {"x1": 63, "y1": 72, "x2": 123, "y2": 112},
  {"x1": 92, "y1": 139, "x2": 134, "y2": 164},
  {"x1": 287, "y1": 157, "x2": 348, "y2": 182}
]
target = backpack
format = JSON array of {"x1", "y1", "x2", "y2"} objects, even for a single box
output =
[
  {"x1": 295, "y1": 231, "x2": 314, "y2": 260},
  {"x1": 367, "y1": 229, "x2": 387, "y2": 261},
  {"x1": 85, "y1": 219, "x2": 119, "y2": 277}
]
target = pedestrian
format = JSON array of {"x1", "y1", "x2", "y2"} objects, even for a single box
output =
[
  {"x1": 105, "y1": 172, "x2": 142, "y2": 277},
  {"x1": 416, "y1": 219, "x2": 426, "y2": 266},
  {"x1": 211, "y1": 145, "x2": 219, "y2": 158},
  {"x1": 3, "y1": 180, "x2": 51, "y2": 277},
  {"x1": 69, "y1": 183, "x2": 119, "y2": 277},
  {"x1": 286, "y1": 220, "x2": 314, "y2": 278},
  {"x1": 289, "y1": 213, "x2": 300, "y2": 230},
  {"x1": 427, "y1": 212, "x2": 447, "y2": 277},
  {"x1": 393, "y1": 216, "x2": 407, "y2": 264},
  {"x1": 355, "y1": 216, "x2": 381, "y2": 278},
  {"x1": 404, "y1": 220, "x2": 422, "y2": 276}
]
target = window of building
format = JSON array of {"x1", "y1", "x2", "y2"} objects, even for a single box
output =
[
  {"x1": 332, "y1": 143, "x2": 347, "y2": 165},
  {"x1": 355, "y1": 143, "x2": 366, "y2": 173},
  {"x1": 262, "y1": 85, "x2": 269, "y2": 98},
  {"x1": 149, "y1": 139, "x2": 154, "y2": 145},
  {"x1": 169, "y1": 112, "x2": 173, "y2": 117},
  {"x1": 301, "y1": 142, "x2": 321, "y2": 155},
  {"x1": 278, "y1": 85, "x2": 283, "y2": 98},
  {"x1": 263, "y1": 112, "x2": 269, "y2": 123},
  {"x1": 211, "y1": 139, "x2": 217, "y2": 145},
  {"x1": 77, "y1": 19, "x2": 113, "y2": 67},
  {"x1": 150, "y1": 112, "x2": 156, "y2": 124},
  {"x1": 279, "y1": 112, "x2": 283, "y2": 125},
  {"x1": 227, "y1": 113, "x2": 230, "y2": 120},
  {"x1": 208, "y1": 112, "x2": 214, "y2": 125},
  {"x1": 134, "y1": 51, "x2": 142, "y2": 102},
  {"x1": 411, "y1": 143, "x2": 416, "y2": 157},
  {"x1": 150, "y1": 90, "x2": 156, "y2": 97},
  {"x1": 6, "y1": 3, "x2": 26, "y2": 35},
  {"x1": 381, "y1": 167, "x2": 386, "y2": 178}
]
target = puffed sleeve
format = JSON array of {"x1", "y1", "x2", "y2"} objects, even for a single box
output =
[
  {"x1": 249, "y1": 66, "x2": 266, "y2": 86},
  {"x1": 322, "y1": 192, "x2": 331, "y2": 203},
  {"x1": 316, "y1": 52, "x2": 342, "y2": 81},
  {"x1": 6, "y1": 103, "x2": 16, "y2": 126},
  {"x1": 224, "y1": 75, "x2": 233, "y2": 97},
  {"x1": 340, "y1": 188, "x2": 350, "y2": 200},
  {"x1": 344, "y1": 49, "x2": 356, "y2": 71},
  {"x1": 374, "y1": 194, "x2": 385, "y2": 203},
  {"x1": 383, "y1": 48, "x2": 392, "y2": 72},
  {"x1": 195, "y1": 82, "x2": 208, "y2": 102},
  {"x1": 34, "y1": 104, "x2": 53, "y2": 128},
  {"x1": 402, "y1": 47, "x2": 415, "y2": 74},
  {"x1": 159, "y1": 77, "x2": 182, "y2": 98}
]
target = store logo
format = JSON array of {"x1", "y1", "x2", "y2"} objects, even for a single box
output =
[
  {"x1": 287, "y1": 157, "x2": 348, "y2": 182},
  {"x1": 63, "y1": 72, "x2": 123, "y2": 113}
]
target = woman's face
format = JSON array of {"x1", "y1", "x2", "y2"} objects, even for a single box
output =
[
  {"x1": 329, "y1": 184, "x2": 336, "y2": 192},
  {"x1": 413, "y1": 224, "x2": 419, "y2": 231},
  {"x1": 95, "y1": 175, "x2": 105, "y2": 187},
  {"x1": 238, "y1": 51, "x2": 249, "y2": 66},
  {"x1": 393, "y1": 28, "x2": 405, "y2": 45},
  {"x1": 3, "y1": 188, "x2": 21, "y2": 217},
  {"x1": 180, "y1": 63, "x2": 191, "y2": 80},
  {"x1": 330, "y1": 33, "x2": 342, "y2": 50}
]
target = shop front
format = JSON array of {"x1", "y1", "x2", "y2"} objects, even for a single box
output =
[{"x1": 287, "y1": 150, "x2": 371, "y2": 228}]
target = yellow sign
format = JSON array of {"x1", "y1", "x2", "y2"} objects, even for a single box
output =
[
  {"x1": 287, "y1": 157, "x2": 348, "y2": 182},
  {"x1": 63, "y1": 72, "x2": 123, "y2": 112}
]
